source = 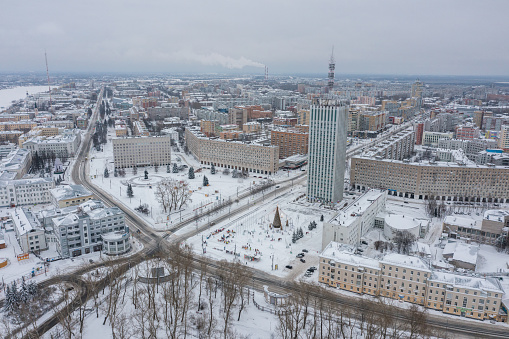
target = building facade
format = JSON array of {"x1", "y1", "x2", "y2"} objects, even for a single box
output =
[
  {"x1": 11, "y1": 207, "x2": 48, "y2": 253},
  {"x1": 307, "y1": 100, "x2": 348, "y2": 204},
  {"x1": 322, "y1": 190, "x2": 387, "y2": 248},
  {"x1": 271, "y1": 128, "x2": 309, "y2": 159},
  {"x1": 112, "y1": 135, "x2": 172, "y2": 169},
  {"x1": 52, "y1": 205, "x2": 128, "y2": 258},
  {"x1": 50, "y1": 185, "x2": 95, "y2": 208},
  {"x1": 351, "y1": 156, "x2": 509, "y2": 203},
  {"x1": 362, "y1": 128, "x2": 415, "y2": 161},
  {"x1": 319, "y1": 242, "x2": 505, "y2": 321},
  {"x1": 22, "y1": 130, "x2": 81, "y2": 157},
  {"x1": 185, "y1": 127, "x2": 279, "y2": 175},
  {"x1": 0, "y1": 178, "x2": 55, "y2": 207}
]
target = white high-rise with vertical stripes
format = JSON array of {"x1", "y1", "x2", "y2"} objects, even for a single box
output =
[{"x1": 307, "y1": 100, "x2": 348, "y2": 205}]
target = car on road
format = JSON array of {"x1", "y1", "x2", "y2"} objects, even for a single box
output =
[
  {"x1": 361, "y1": 240, "x2": 368, "y2": 245},
  {"x1": 302, "y1": 249, "x2": 308, "y2": 253},
  {"x1": 275, "y1": 185, "x2": 280, "y2": 188},
  {"x1": 285, "y1": 265, "x2": 293, "y2": 269},
  {"x1": 300, "y1": 258, "x2": 306, "y2": 263}
]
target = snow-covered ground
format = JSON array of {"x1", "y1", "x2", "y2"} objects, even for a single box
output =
[
  {"x1": 0, "y1": 226, "x2": 144, "y2": 297},
  {"x1": 185, "y1": 184, "x2": 335, "y2": 279},
  {"x1": 88, "y1": 127, "x2": 304, "y2": 233}
]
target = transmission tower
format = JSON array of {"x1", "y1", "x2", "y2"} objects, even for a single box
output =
[
  {"x1": 328, "y1": 47, "x2": 335, "y2": 91},
  {"x1": 45, "y1": 51, "x2": 52, "y2": 110}
]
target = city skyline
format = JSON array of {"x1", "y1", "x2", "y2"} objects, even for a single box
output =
[{"x1": 2, "y1": 1, "x2": 509, "y2": 76}]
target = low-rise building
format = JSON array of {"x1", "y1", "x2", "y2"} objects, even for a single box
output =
[
  {"x1": 22, "y1": 129, "x2": 81, "y2": 157},
  {"x1": 422, "y1": 131, "x2": 454, "y2": 147},
  {"x1": 11, "y1": 207, "x2": 47, "y2": 253},
  {"x1": 133, "y1": 121, "x2": 149, "y2": 136},
  {"x1": 322, "y1": 189, "x2": 387, "y2": 248},
  {"x1": 0, "y1": 178, "x2": 55, "y2": 207},
  {"x1": 443, "y1": 210, "x2": 509, "y2": 244},
  {"x1": 319, "y1": 241, "x2": 505, "y2": 321},
  {"x1": 50, "y1": 185, "x2": 94, "y2": 208},
  {"x1": 52, "y1": 204, "x2": 128, "y2": 257}
]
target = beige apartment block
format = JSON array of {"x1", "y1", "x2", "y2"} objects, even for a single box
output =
[
  {"x1": 350, "y1": 157, "x2": 509, "y2": 203},
  {"x1": 112, "y1": 135, "x2": 171, "y2": 169},
  {"x1": 185, "y1": 128, "x2": 279, "y2": 175},
  {"x1": 319, "y1": 242, "x2": 506, "y2": 322},
  {"x1": 0, "y1": 120, "x2": 37, "y2": 132}
]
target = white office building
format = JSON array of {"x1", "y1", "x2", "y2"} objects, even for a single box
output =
[
  {"x1": 11, "y1": 207, "x2": 48, "y2": 253},
  {"x1": 307, "y1": 99, "x2": 348, "y2": 204},
  {"x1": 322, "y1": 189, "x2": 387, "y2": 248}
]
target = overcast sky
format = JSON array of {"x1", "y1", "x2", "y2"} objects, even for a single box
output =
[{"x1": 1, "y1": 0, "x2": 509, "y2": 76}]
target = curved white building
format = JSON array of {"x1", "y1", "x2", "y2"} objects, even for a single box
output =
[
  {"x1": 102, "y1": 231, "x2": 131, "y2": 255},
  {"x1": 383, "y1": 214, "x2": 422, "y2": 240}
]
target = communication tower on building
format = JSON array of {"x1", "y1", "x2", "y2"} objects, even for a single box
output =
[{"x1": 328, "y1": 47, "x2": 335, "y2": 91}]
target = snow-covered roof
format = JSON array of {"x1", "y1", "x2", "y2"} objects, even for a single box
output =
[
  {"x1": 452, "y1": 242, "x2": 478, "y2": 265},
  {"x1": 329, "y1": 189, "x2": 385, "y2": 227},
  {"x1": 484, "y1": 210, "x2": 509, "y2": 222},
  {"x1": 443, "y1": 241, "x2": 457, "y2": 256},
  {"x1": 321, "y1": 241, "x2": 380, "y2": 270},
  {"x1": 101, "y1": 230, "x2": 129, "y2": 241},
  {"x1": 384, "y1": 214, "x2": 423, "y2": 230},
  {"x1": 430, "y1": 271, "x2": 503, "y2": 293},
  {"x1": 52, "y1": 213, "x2": 80, "y2": 227},
  {"x1": 50, "y1": 184, "x2": 93, "y2": 201},
  {"x1": 443, "y1": 215, "x2": 481, "y2": 230},
  {"x1": 381, "y1": 253, "x2": 430, "y2": 272},
  {"x1": 10, "y1": 207, "x2": 41, "y2": 236},
  {"x1": 87, "y1": 206, "x2": 123, "y2": 220}
]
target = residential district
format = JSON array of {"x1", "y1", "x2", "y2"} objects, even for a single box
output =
[{"x1": 1, "y1": 70, "x2": 509, "y2": 337}]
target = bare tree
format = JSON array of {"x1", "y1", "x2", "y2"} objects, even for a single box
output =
[
  {"x1": 205, "y1": 276, "x2": 218, "y2": 337},
  {"x1": 393, "y1": 230, "x2": 416, "y2": 255},
  {"x1": 406, "y1": 304, "x2": 429, "y2": 339},
  {"x1": 218, "y1": 260, "x2": 242, "y2": 339},
  {"x1": 155, "y1": 179, "x2": 193, "y2": 213},
  {"x1": 54, "y1": 283, "x2": 78, "y2": 339}
]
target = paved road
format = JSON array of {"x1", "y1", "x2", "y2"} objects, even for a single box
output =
[{"x1": 22, "y1": 109, "x2": 509, "y2": 339}]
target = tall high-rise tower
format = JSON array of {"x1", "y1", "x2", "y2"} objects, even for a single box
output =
[
  {"x1": 328, "y1": 47, "x2": 335, "y2": 91},
  {"x1": 307, "y1": 98, "x2": 348, "y2": 205}
]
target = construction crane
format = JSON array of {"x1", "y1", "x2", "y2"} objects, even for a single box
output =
[{"x1": 45, "y1": 51, "x2": 52, "y2": 110}]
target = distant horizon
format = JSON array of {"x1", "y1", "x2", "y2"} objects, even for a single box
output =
[{"x1": 2, "y1": 70, "x2": 509, "y2": 81}]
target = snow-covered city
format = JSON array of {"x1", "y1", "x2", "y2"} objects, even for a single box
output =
[{"x1": 2, "y1": 2, "x2": 509, "y2": 338}]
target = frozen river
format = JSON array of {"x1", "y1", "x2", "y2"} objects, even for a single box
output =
[{"x1": 0, "y1": 86, "x2": 51, "y2": 110}]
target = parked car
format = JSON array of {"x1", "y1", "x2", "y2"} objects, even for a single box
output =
[
  {"x1": 361, "y1": 240, "x2": 368, "y2": 245},
  {"x1": 296, "y1": 253, "x2": 305, "y2": 258},
  {"x1": 302, "y1": 249, "x2": 308, "y2": 253},
  {"x1": 309, "y1": 266, "x2": 317, "y2": 271},
  {"x1": 300, "y1": 258, "x2": 306, "y2": 263},
  {"x1": 285, "y1": 265, "x2": 293, "y2": 269}
]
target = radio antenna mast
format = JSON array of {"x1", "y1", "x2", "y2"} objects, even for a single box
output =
[{"x1": 45, "y1": 51, "x2": 52, "y2": 110}]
